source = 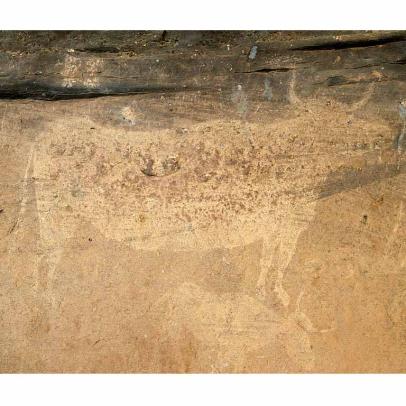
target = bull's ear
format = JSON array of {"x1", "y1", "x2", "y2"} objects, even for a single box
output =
[{"x1": 399, "y1": 101, "x2": 406, "y2": 119}]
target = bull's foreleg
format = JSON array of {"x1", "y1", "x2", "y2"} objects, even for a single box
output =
[
  {"x1": 256, "y1": 236, "x2": 290, "y2": 307},
  {"x1": 256, "y1": 205, "x2": 316, "y2": 307},
  {"x1": 256, "y1": 238, "x2": 289, "y2": 307}
]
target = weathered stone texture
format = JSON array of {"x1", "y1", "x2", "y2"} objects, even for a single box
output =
[{"x1": 0, "y1": 31, "x2": 405, "y2": 372}]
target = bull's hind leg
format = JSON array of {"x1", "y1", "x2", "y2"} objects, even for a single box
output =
[{"x1": 33, "y1": 147, "x2": 80, "y2": 307}]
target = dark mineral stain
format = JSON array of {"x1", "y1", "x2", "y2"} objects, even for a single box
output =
[
  {"x1": 141, "y1": 158, "x2": 155, "y2": 177},
  {"x1": 326, "y1": 75, "x2": 348, "y2": 86},
  {"x1": 318, "y1": 162, "x2": 406, "y2": 199},
  {"x1": 141, "y1": 157, "x2": 180, "y2": 177}
]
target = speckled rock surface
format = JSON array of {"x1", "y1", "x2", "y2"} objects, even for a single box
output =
[{"x1": 0, "y1": 31, "x2": 405, "y2": 372}]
